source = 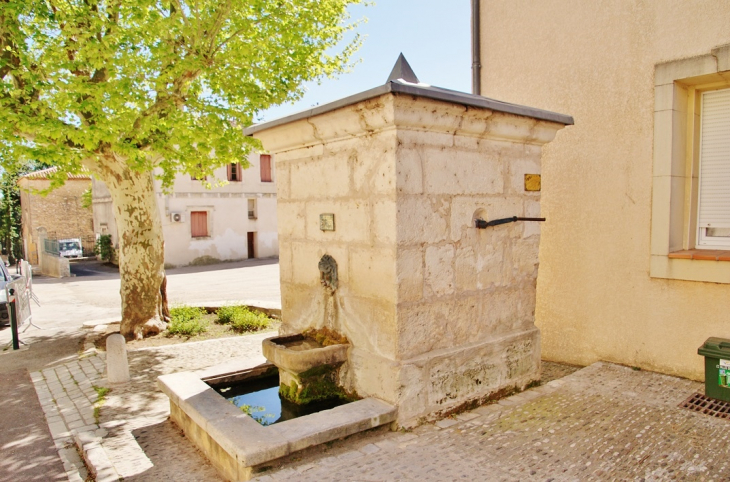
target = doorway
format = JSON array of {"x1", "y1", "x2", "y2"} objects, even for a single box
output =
[{"x1": 247, "y1": 232, "x2": 255, "y2": 259}]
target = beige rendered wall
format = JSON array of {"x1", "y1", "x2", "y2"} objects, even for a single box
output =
[
  {"x1": 480, "y1": 1, "x2": 730, "y2": 379},
  {"x1": 158, "y1": 154, "x2": 278, "y2": 267},
  {"x1": 92, "y1": 154, "x2": 278, "y2": 267}
]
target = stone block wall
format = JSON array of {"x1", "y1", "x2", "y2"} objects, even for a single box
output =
[
  {"x1": 255, "y1": 93, "x2": 566, "y2": 426},
  {"x1": 274, "y1": 96, "x2": 399, "y2": 371},
  {"x1": 19, "y1": 177, "x2": 93, "y2": 265}
]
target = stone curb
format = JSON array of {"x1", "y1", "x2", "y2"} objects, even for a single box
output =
[{"x1": 73, "y1": 430, "x2": 120, "y2": 482}]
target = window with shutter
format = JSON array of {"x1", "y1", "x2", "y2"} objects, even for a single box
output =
[
  {"x1": 228, "y1": 163, "x2": 242, "y2": 182},
  {"x1": 650, "y1": 49, "x2": 730, "y2": 283},
  {"x1": 697, "y1": 88, "x2": 730, "y2": 249},
  {"x1": 191, "y1": 211, "x2": 208, "y2": 238},
  {"x1": 260, "y1": 154, "x2": 272, "y2": 182}
]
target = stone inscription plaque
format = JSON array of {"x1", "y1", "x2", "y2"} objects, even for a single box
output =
[
  {"x1": 320, "y1": 213, "x2": 335, "y2": 231},
  {"x1": 524, "y1": 174, "x2": 541, "y2": 191}
]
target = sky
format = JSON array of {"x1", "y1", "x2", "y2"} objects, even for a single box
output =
[{"x1": 258, "y1": 1, "x2": 473, "y2": 123}]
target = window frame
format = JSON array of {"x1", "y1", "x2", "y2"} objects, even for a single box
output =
[
  {"x1": 227, "y1": 162, "x2": 242, "y2": 182},
  {"x1": 650, "y1": 45, "x2": 730, "y2": 283}
]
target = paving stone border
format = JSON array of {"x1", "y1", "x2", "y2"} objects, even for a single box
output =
[{"x1": 30, "y1": 353, "x2": 106, "y2": 481}]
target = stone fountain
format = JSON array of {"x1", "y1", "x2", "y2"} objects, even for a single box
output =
[{"x1": 158, "y1": 56, "x2": 572, "y2": 481}]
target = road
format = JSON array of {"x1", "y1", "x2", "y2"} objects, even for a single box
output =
[{"x1": 0, "y1": 258, "x2": 281, "y2": 373}]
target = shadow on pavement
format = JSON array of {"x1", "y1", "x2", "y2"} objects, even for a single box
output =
[
  {"x1": 0, "y1": 328, "x2": 86, "y2": 374},
  {"x1": 127, "y1": 420, "x2": 222, "y2": 481},
  {"x1": 0, "y1": 369, "x2": 67, "y2": 481}
]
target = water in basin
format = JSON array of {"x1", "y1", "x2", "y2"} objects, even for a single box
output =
[{"x1": 213, "y1": 375, "x2": 348, "y2": 426}]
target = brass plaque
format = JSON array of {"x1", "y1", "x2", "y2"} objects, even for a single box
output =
[
  {"x1": 319, "y1": 213, "x2": 335, "y2": 231},
  {"x1": 524, "y1": 174, "x2": 541, "y2": 192}
]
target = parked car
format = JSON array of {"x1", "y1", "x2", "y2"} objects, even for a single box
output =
[
  {"x1": 0, "y1": 262, "x2": 22, "y2": 326},
  {"x1": 59, "y1": 238, "x2": 83, "y2": 258}
]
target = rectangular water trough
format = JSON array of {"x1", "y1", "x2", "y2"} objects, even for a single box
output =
[{"x1": 158, "y1": 360, "x2": 396, "y2": 481}]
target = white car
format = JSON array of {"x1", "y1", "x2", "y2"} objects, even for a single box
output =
[
  {"x1": 0, "y1": 262, "x2": 23, "y2": 325},
  {"x1": 59, "y1": 238, "x2": 83, "y2": 258}
]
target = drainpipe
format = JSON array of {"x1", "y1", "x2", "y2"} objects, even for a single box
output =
[{"x1": 471, "y1": 0, "x2": 481, "y2": 95}]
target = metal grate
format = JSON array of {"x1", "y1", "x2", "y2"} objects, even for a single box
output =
[{"x1": 680, "y1": 392, "x2": 730, "y2": 419}]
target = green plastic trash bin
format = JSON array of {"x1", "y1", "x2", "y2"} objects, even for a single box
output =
[{"x1": 698, "y1": 337, "x2": 730, "y2": 402}]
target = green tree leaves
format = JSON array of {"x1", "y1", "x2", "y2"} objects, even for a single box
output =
[{"x1": 0, "y1": 0, "x2": 363, "y2": 183}]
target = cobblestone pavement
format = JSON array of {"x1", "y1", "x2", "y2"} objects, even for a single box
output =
[
  {"x1": 99, "y1": 333, "x2": 271, "y2": 481},
  {"x1": 251, "y1": 363, "x2": 726, "y2": 482},
  {"x1": 30, "y1": 332, "x2": 272, "y2": 481},
  {"x1": 30, "y1": 351, "x2": 105, "y2": 481},
  {"x1": 30, "y1": 334, "x2": 730, "y2": 482}
]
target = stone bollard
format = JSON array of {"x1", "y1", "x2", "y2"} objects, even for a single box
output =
[{"x1": 106, "y1": 333, "x2": 130, "y2": 384}]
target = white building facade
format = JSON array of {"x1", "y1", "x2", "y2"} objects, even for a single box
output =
[{"x1": 92, "y1": 153, "x2": 278, "y2": 267}]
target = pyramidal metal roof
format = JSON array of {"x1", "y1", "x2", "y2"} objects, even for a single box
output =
[
  {"x1": 386, "y1": 53, "x2": 420, "y2": 84},
  {"x1": 244, "y1": 55, "x2": 573, "y2": 136}
]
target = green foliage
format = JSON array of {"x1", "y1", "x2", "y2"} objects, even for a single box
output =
[
  {"x1": 81, "y1": 188, "x2": 92, "y2": 209},
  {"x1": 0, "y1": 0, "x2": 364, "y2": 333},
  {"x1": 216, "y1": 305, "x2": 270, "y2": 332},
  {"x1": 93, "y1": 386, "x2": 110, "y2": 398},
  {"x1": 168, "y1": 305, "x2": 208, "y2": 336},
  {"x1": 92, "y1": 385, "x2": 110, "y2": 424},
  {"x1": 0, "y1": 0, "x2": 365, "y2": 187},
  {"x1": 94, "y1": 234, "x2": 115, "y2": 262}
]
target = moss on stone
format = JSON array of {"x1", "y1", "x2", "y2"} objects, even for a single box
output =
[
  {"x1": 302, "y1": 327, "x2": 348, "y2": 347},
  {"x1": 279, "y1": 368, "x2": 359, "y2": 405}
]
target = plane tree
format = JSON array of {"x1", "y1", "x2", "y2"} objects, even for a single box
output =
[{"x1": 0, "y1": 0, "x2": 361, "y2": 338}]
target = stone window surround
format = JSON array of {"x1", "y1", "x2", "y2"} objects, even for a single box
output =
[{"x1": 650, "y1": 44, "x2": 730, "y2": 283}]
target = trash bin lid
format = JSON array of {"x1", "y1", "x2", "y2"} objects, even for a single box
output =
[{"x1": 698, "y1": 337, "x2": 730, "y2": 358}]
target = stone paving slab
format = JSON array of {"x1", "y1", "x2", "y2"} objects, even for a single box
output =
[{"x1": 31, "y1": 355, "x2": 102, "y2": 482}]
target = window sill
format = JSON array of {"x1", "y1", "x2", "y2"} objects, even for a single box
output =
[
  {"x1": 668, "y1": 249, "x2": 730, "y2": 261},
  {"x1": 650, "y1": 254, "x2": 730, "y2": 283}
]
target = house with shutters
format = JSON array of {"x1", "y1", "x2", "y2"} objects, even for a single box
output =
[
  {"x1": 92, "y1": 152, "x2": 278, "y2": 267},
  {"x1": 478, "y1": 1, "x2": 730, "y2": 381}
]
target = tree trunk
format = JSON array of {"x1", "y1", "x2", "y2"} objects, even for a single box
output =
[{"x1": 90, "y1": 155, "x2": 167, "y2": 340}]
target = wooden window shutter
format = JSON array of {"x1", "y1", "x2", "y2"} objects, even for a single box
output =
[
  {"x1": 697, "y1": 88, "x2": 730, "y2": 247},
  {"x1": 260, "y1": 155, "x2": 272, "y2": 182},
  {"x1": 191, "y1": 211, "x2": 208, "y2": 237},
  {"x1": 227, "y1": 163, "x2": 242, "y2": 182}
]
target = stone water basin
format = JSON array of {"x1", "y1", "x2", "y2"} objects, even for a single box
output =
[
  {"x1": 261, "y1": 334, "x2": 349, "y2": 375},
  {"x1": 158, "y1": 359, "x2": 396, "y2": 481}
]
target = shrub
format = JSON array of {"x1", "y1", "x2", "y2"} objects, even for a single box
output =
[
  {"x1": 94, "y1": 234, "x2": 115, "y2": 262},
  {"x1": 168, "y1": 306, "x2": 208, "y2": 336},
  {"x1": 216, "y1": 305, "x2": 270, "y2": 333},
  {"x1": 216, "y1": 305, "x2": 240, "y2": 324}
]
